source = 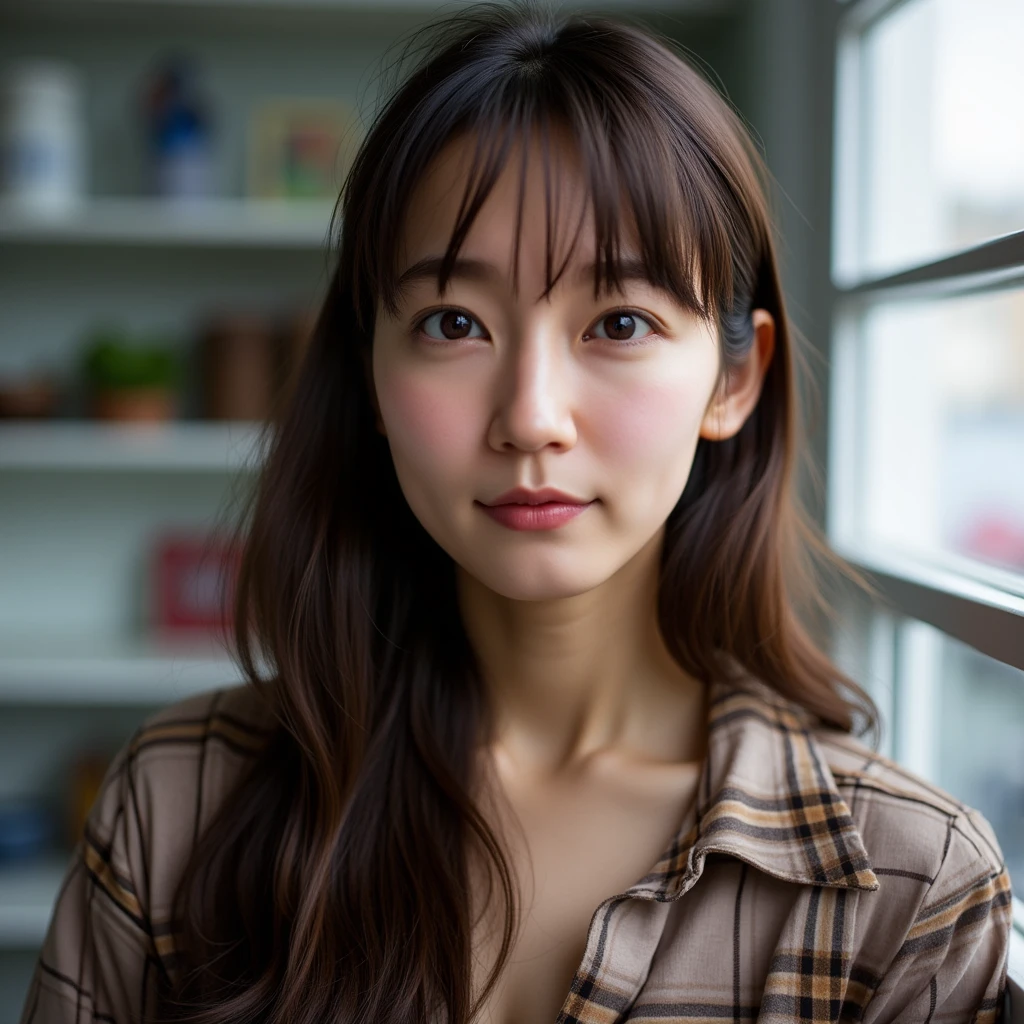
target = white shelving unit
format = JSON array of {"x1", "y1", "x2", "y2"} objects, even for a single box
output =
[{"x1": 0, "y1": 0, "x2": 370, "y2": 997}]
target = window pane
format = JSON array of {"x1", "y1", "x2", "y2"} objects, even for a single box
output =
[
  {"x1": 861, "y1": 0, "x2": 1024, "y2": 276},
  {"x1": 862, "y1": 288, "x2": 1024, "y2": 576},
  {"x1": 902, "y1": 620, "x2": 1024, "y2": 892}
]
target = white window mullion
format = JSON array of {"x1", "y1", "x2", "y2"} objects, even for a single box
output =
[
  {"x1": 867, "y1": 608, "x2": 897, "y2": 759},
  {"x1": 891, "y1": 616, "x2": 942, "y2": 781}
]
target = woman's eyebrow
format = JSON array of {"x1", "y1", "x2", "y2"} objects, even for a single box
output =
[{"x1": 395, "y1": 253, "x2": 655, "y2": 298}]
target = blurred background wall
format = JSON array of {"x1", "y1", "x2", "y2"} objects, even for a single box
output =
[{"x1": 7, "y1": 0, "x2": 1023, "y2": 1018}]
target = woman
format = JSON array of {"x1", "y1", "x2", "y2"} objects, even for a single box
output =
[{"x1": 21, "y1": 3, "x2": 1013, "y2": 1022}]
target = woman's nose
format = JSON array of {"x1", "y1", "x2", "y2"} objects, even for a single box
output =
[{"x1": 486, "y1": 334, "x2": 578, "y2": 454}]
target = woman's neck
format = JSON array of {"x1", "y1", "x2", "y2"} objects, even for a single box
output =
[{"x1": 457, "y1": 528, "x2": 708, "y2": 780}]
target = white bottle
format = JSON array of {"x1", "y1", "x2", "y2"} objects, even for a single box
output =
[{"x1": 0, "y1": 61, "x2": 85, "y2": 213}]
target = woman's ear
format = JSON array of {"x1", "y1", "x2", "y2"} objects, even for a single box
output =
[
  {"x1": 699, "y1": 308, "x2": 775, "y2": 442},
  {"x1": 361, "y1": 346, "x2": 387, "y2": 438}
]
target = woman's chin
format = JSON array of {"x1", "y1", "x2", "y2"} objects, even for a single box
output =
[{"x1": 455, "y1": 558, "x2": 613, "y2": 603}]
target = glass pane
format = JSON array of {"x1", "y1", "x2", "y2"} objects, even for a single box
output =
[
  {"x1": 861, "y1": 288, "x2": 1024, "y2": 577},
  {"x1": 903, "y1": 620, "x2": 1024, "y2": 893},
  {"x1": 860, "y1": 0, "x2": 1024, "y2": 277}
]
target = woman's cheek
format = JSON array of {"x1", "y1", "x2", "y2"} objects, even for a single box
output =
[
  {"x1": 589, "y1": 375, "x2": 709, "y2": 463},
  {"x1": 381, "y1": 372, "x2": 479, "y2": 463}
]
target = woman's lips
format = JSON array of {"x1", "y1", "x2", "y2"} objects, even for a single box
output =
[{"x1": 476, "y1": 500, "x2": 595, "y2": 531}]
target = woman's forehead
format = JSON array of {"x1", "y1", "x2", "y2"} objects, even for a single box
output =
[
  {"x1": 394, "y1": 132, "x2": 650, "y2": 298},
  {"x1": 401, "y1": 132, "x2": 596, "y2": 258}
]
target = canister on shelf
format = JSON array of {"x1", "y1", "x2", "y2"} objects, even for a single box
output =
[{"x1": 201, "y1": 313, "x2": 278, "y2": 421}]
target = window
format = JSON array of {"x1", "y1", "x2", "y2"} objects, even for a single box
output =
[
  {"x1": 839, "y1": 0, "x2": 1024, "y2": 281},
  {"x1": 829, "y1": 0, "x2": 1024, "y2": 978},
  {"x1": 895, "y1": 622, "x2": 1024, "y2": 888},
  {"x1": 858, "y1": 289, "x2": 1024, "y2": 576}
]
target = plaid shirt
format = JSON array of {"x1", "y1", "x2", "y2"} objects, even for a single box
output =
[{"x1": 20, "y1": 674, "x2": 1014, "y2": 1023}]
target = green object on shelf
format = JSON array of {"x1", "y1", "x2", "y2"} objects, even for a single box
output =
[{"x1": 82, "y1": 329, "x2": 182, "y2": 391}]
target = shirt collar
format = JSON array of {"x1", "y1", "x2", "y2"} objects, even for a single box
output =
[{"x1": 631, "y1": 672, "x2": 879, "y2": 900}]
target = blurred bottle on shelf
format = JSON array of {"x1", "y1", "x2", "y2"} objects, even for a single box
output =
[
  {"x1": 0, "y1": 60, "x2": 85, "y2": 213},
  {"x1": 141, "y1": 56, "x2": 215, "y2": 201}
]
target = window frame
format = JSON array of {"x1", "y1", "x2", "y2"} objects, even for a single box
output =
[{"x1": 828, "y1": 0, "x2": 1024, "y2": 975}]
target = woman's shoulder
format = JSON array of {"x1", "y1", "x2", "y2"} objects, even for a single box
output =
[
  {"x1": 24, "y1": 683, "x2": 280, "y2": 1020},
  {"x1": 125, "y1": 681, "x2": 277, "y2": 811},
  {"x1": 87, "y1": 682, "x2": 277, "y2": 921},
  {"x1": 136, "y1": 679, "x2": 278, "y2": 756},
  {"x1": 126, "y1": 679, "x2": 275, "y2": 809},
  {"x1": 710, "y1": 678, "x2": 1013, "y2": 1019},
  {"x1": 806, "y1": 725, "x2": 1014, "y2": 1020},
  {"x1": 812, "y1": 725, "x2": 1011, "y2": 917}
]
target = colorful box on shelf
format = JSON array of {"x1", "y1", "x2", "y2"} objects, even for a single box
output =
[{"x1": 152, "y1": 532, "x2": 241, "y2": 638}]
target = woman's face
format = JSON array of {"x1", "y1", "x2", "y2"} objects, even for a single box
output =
[{"x1": 371, "y1": 131, "x2": 741, "y2": 602}]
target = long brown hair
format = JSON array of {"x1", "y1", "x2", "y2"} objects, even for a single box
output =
[{"x1": 160, "y1": 3, "x2": 878, "y2": 1021}]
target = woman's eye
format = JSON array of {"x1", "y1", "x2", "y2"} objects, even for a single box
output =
[
  {"x1": 587, "y1": 310, "x2": 658, "y2": 346},
  {"x1": 414, "y1": 307, "x2": 658, "y2": 346},
  {"x1": 416, "y1": 309, "x2": 487, "y2": 343}
]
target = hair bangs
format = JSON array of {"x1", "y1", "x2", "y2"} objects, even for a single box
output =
[{"x1": 370, "y1": 57, "x2": 726, "y2": 330}]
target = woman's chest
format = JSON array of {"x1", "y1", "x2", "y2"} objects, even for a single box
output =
[
  {"x1": 617, "y1": 860, "x2": 873, "y2": 1023},
  {"x1": 470, "y1": 759, "x2": 702, "y2": 1024},
  {"x1": 474, "y1": 848, "x2": 876, "y2": 1024}
]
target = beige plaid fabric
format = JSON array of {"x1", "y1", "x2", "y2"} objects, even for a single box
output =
[{"x1": 20, "y1": 673, "x2": 1014, "y2": 1023}]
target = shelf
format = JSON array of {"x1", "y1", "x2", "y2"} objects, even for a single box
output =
[
  {"x1": 0, "y1": 857, "x2": 67, "y2": 948},
  {"x1": 0, "y1": 421, "x2": 266, "y2": 471},
  {"x1": 0, "y1": 197, "x2": 337, "y2": 249},
  {"x1": 0, "y1": 633, "x2": 244, "y2": 704}
]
